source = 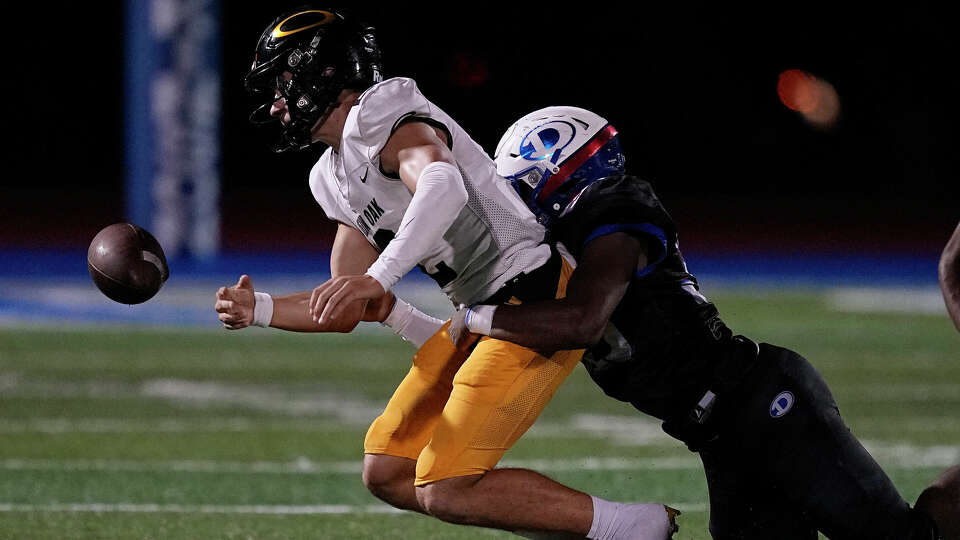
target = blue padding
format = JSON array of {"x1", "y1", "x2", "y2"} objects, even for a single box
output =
[
  {"x1": 582, "y1": 223, "x2": 668, "y2": 277},
  {"x1": 0, "y1": 249, "x2": 940, "y2": 286},
  {"x1": 0, "y1": 249, "x2": 335, "y2": 279},
  {"x1": 0, "y1": 249, "x2": 441, "y2": 283},
  {"x1": 124, "y1": 0, "x2": 156, "y2": 231},
  {"x1": 683, "y1": 251, "x2": 939, "y2": 287}
]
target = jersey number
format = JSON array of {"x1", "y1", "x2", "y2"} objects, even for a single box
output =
[{"x1": 373, "y1": 229, "x2": 459, "y2": 288}]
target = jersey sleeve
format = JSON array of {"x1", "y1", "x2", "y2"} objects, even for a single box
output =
[
  {"x1": 555, "y1": 175, "x2": 676, "y2": 276},
  {"x1": 352, "y1": 77, "x2": 434, "y2": 160},
  {"x1": 308, "y1": 150, "x2": 355, "y2": 226}
]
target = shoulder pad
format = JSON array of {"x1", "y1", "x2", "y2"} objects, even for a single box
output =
[{"x1": 352, "y1": 77, "x2": 431, "y2": 156}]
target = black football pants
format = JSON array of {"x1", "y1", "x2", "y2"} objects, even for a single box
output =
[{"x1": 698, "y1": 343, "x2": 936, "y2": 539}]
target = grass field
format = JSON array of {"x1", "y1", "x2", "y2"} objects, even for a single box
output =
[{"x1": 0, "y1": 289, "x2": 957, "y2": 539}]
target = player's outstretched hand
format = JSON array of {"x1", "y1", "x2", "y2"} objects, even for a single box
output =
[
  {"x1": 310, "y1": 274, "x2": 386, "y2": 325},
  {"x1": 216, "y1": 275, "x2": 256, "y2": 330}
]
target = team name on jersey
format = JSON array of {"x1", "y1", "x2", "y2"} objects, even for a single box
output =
[{"x1": 354, "y1": 198, "x2": 386, "y2": 236}]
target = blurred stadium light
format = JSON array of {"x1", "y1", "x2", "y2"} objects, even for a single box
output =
[
  {"x1": 125, "y1": 0, "x2": 222, "y2": 260},
  {"x1": 777, "y1": 68, "x2": 840, "y2": 129}
]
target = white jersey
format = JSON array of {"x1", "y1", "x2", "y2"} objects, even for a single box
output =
[{"x1": 309, "y1": 77, "x2": 551, "y2": 306}]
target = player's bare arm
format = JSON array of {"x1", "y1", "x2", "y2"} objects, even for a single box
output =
[
  {"x1": 216, "y1": 224, "x2": 391, "y2": 332},
  {"x1": 378, "y1": 119, "x2": 453, "y2": 188},
  {"x1": 938, "y1": 221, "x2": 960, "y2": 331},
  {"x1": 310, "y1": 121, "x2": 465, "y2": 324},
  {"x1": 450, "y1": 233, "x2": 648, "y2": 350}
]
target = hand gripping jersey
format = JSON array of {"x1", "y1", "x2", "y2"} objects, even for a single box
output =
[
  {"x1": 310, "y1": 77, "x2": 551, "y2": 306},
  {"x1": 554, "y1": 175, "x2": 732, "y2": 420}
]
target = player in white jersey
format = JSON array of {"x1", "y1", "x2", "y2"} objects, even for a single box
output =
[
  {"x1": 215, "y1": 7, "x2": 677, "y2": 540},
  {"x1": 307, "y1": 75, "x2": 551, "y2": 307}
]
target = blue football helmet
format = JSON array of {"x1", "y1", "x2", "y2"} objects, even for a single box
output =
[{"x1": 494, "y1": 106, "x2": 625, "y2": 226}]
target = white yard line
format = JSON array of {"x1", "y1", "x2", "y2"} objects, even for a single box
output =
[
  {"x1": 0, "y1": 417, "x2": 344, "y2": 434},
  {"x1": 1, "y1": 441, "x2": 954, "y2": 477},
  {"x1": 835, "y1": 384, "x2": 960, "y2": 402},
  {"x1": 139, "y1": 379, "x2": 385, "y2": 426},
  {"x1": 500, "y1": 456, "x2": 700, "y2": 471},
  {"x1": 527, "y1": 414, "x2": 675, "y2": 446},
  {"x1": 851, "y1": 416, "x2": 960, "y2": 432},
  {"x1": 0, "y1": 457, "x2": 362, "y2": 474},
  {"x1": 0, "y1": 502, "x2": 710, "y2": 515},
  {"x1": 826, "y1": 287, "x2": 947, "y2": 315},
  {"x1": 1, "y1": 413, "x2": 954, "y2": 436},
  {"x1": 863, "y1": 441, "x2": 960, "y2": 468},
  {"x1": 0, "y1": 456, "x2": 702, "y2": 475},
  {"x1": 0, "y1": 502, "x2": 404, "y2": 515}
]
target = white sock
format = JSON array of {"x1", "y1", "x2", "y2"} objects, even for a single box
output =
[{"x1": 587, "y1": 496, "x2": 671, "y2": 540}]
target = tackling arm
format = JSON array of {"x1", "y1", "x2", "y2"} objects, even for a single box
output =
[
  {"x1": 456, "y1": 233, "x2": 647, "y2": 351},
  {"x1": 939, "y1": 221, "x2": 960, "y2": 332}
]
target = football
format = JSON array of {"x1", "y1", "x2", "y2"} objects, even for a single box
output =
[{"x1": 87, "y1": 223, "x2": 170, "y2": 304}]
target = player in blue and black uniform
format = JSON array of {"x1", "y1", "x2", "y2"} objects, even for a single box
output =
[{"x1": 443, "y1": 107, "x2": 950, "y2": 539}]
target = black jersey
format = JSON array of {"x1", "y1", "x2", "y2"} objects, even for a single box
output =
[
  {"x1": 553, "y1": 175, "x2": 734, "y2": 420},
  {"x1": 554, "y1": 175, "x2": 935, "y2": 539}
]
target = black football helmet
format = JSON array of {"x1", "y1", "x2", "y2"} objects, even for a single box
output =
[{"x1": 245, "y1": 7, "x2": 383, "y2": 152}]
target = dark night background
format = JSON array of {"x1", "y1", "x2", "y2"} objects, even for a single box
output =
[{"x1": 4, "y1": 3, "x2": 956, "y2": 258}]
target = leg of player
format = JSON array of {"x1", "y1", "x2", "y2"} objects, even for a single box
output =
[
  {"x1": 915, "y1": 465, "x2": 960, "y2": 539},
  {"x1": 362, "y1": 455, "x2": 424, "y2": 513},
  {"x1": 363, "y1": 453, "x2": 677, "y2": 539},
  {"x1": 361, "y1": 322, "x2": 468, "y2": 513},
  {"x1": 712, "y1": 344, "x2": 941, "y2": 539},
  {"x1": 416, "y1": 469, "x2": 591, "y2": 534},
  {"x1": 415, "y1": 471, "x2": 676, "y2": 539},
  {"x1": 408, "y1": 337, "x2": 675, "y2": 539}
]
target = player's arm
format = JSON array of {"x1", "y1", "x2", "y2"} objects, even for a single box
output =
[
  {"x1": 274, "y1": 223, "x2": 380, "y2": 332},
  {"x1": 309, "y1": 121, "x2": 468, "y2": 323},
  {"x1": 324, "y1": 221, "x2": 446, "y2": 343},
  {"x1": 451, "y1": 233, "x2": 647, "y2": 351},
  {"x1": 939, "y1": 221, "x2": 960, "y2": 332},
  {"x1": 216, "y1": 224, "x2": 389, "y2": 332}
]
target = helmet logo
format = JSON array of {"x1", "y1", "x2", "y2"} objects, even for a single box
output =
[
  {"x1": 519, "y1": 121, "x2": 576, "y2": 164},
  {"x1": 288, "y1": 49, "x2": 303, "y2": 67},
  {"x1": 272, "y1": 10, "x2": 335, "y2": 39}
]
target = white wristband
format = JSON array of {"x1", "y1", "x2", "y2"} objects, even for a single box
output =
[
  {"x1": 464, "y1": 305, "x2": 496, "y2": 335},
  {"x1": 382, "y1": 296, "x2": 444, "y2": 348},
  {"x1": 252, "y1": 291, "x2": 274, "y2": 328}
]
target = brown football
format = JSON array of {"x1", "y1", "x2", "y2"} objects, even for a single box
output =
[{"x1": 87, "y1": 223, "x2": 170, "y2": 304}]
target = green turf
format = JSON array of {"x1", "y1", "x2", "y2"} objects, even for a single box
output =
[{"x1": 0, "y1": 290, "x2": 957, "y2": 539}]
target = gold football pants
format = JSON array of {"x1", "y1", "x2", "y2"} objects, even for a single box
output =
[{"x1": 364, "y1": 256, "x2": 582, "y2": 484}]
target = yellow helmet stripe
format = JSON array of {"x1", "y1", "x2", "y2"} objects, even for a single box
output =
[{"x1": 271, "y1": 10, "x2": 335, "y2": 38}]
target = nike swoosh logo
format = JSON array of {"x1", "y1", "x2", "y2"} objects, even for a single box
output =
[{"x1": 360, "y1": 170, "x2": 368, "y2": 183}]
